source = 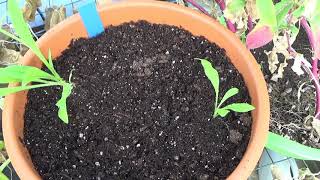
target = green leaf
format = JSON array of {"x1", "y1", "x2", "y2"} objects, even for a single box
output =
[
  {"x1": 266, "y1": 132, "x2": 320, "y2": 161},
  {"x1": 7, "y1": 0, "x2": 47, "y2": 65},
  {"x1": 56, "y1": 83, "x2": 73, "y2": 123},
  {"x1": 199, "y1": 59, "x2": 219, "y2": 101},
  {"x1": 0, "y1": 141, "x2": 4, "y2": 151},
  {"x1": 222, "y1": 103, "x2": 255, "y2": 113},
  {"x1": 256, "y1": 0, "x2": 277, "y2": 30},
  {"x1": 4, "y1": 0, "x2": 61, "y2": 80},
  {"x1": 0, "y1": 83, "x2": 58, "y2": 97},
  {"x1": 218, "y1": 88, "x2": 239, "y2": 108},
  {"x1": 227, "y1": 0, "x2": 245, "y2": 14},
  {"x1": 216, "y1": 108, "x2": 230, "y2": 118},
  {"x1": 275, "y1": 0, "x2": 293, "y2": 27},
  {"x1": 0, "y1": 172, "x2": 8, "y2": 180},
  {"x1": 0, "y1": 159, "x2": 10, "y2": 172},
  {"x1": 0, "y1": 65, "x2": 56, "y2": 85}
]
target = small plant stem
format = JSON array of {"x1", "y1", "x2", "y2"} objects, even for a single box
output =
[
  {"x1": 214, "y1": 0, "x2": 236, "y2": 33},
  {"x1": 185, "y1": 0, "x2": 210, "y2": 15},
  {"x1": 300, "y1": 17, "x2": 320, "y2": 119}
]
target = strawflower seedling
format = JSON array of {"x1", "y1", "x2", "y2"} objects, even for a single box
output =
[
  {"x1": 0, "y1": 0, "x2": 72, "y2": 123},
  {"x1": 197, "y1": 58, "x2": 255, "y2": 118}
]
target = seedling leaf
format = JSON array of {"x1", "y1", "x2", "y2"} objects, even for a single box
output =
[
  {"x1": 222, "y1": 103, "x2": 255, "y2": 113},
  {"x1": 0, "y1": 83, "x2": 58, "y2": 97},
  {"x1": 56, "y1": 83, "x2": 73, "y2": 123},
  {"x1": 199, "y1": 59, "x2": 219, "y2": 101},
  {"x1": 219, "y1": 87, "x2": 239, "y2": 108},
  {"x1": 7, "y1": 0, "x2": 46, "y2": 64},
  {"x1": 0, "y1": 65, "x2": 56, "y2": 85},
  {"x1": 216, "y1": 108, "x2": 230, "y2": 118}
]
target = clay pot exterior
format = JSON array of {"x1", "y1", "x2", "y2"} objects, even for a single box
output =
[{"x1": 2, "y1": 1, "x2": 270, "y2": 180}]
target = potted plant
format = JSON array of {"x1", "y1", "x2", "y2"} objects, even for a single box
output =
[
  {"x1": 1, "y1": 0, "x2": 269, "y2": 179},
  {"x1": 205, "y1": 0, "x2": 320, "y2": 160}
]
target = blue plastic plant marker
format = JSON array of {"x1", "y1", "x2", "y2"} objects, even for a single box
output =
[{"x1": 78, "y1": 1, "x2": 104, "y2": 38}]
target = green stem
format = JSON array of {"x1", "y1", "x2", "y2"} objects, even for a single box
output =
[{"x1": 0, "y1": 159, "x2": 10, "y2": 172}]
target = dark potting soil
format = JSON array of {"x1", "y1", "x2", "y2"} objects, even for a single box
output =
[
  {"x1": 24, "y1": 21, "x2": 252, "y2": 180},
  {"x1": 252, "y1": 27, "x2": 319, "y2": 148}
]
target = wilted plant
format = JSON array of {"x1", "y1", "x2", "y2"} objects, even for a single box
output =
[{"x1": 197, "y1": 58, "x2": 255, "y2": 118}]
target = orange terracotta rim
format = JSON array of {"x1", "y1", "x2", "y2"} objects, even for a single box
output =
[{"x1": 2, "y1": 1, "x2": 270, "y2": 180}]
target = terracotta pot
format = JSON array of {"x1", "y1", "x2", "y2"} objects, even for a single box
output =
[{"x1": 2, "y1": 1, "x2": 270, "y2": 180}]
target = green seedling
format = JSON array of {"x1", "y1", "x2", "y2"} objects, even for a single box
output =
[
  {"x1": 0, "y1": 0, "x2": 72, "y2": 123},
  {"x1": 197, "y1": 58, "x2": 255, "y2": 118}
]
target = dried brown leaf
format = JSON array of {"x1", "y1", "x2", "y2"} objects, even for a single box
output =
[
  {"x1": 45, "y1": 6, "x2": 66, "y2": 31},
  {"x1": 265, "y1": 35, "x2": 291, "y2": 82},
  {"x1": 271, "y1": 165, "x2": 285, "y2": 180},
  {"x1": 23, "y1": 0, "x2": 42, "y2": 22},
  {"x1": 0, "y1": 47, "x2": 21, "y2": 65},
  {"x1": 245, "y1": 0, "x2": 258, "y2": 21},
  {"x1": 265, "y1": 50, "x2": 279, "y2": 74}
]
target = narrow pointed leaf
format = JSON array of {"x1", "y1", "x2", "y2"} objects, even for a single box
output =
[
  {"x1": 0, "y1": 65, "x2": 56, "y2": 84},
  {"x1": 266, "y1": 132, "x2": 320, "y2": 161},
  {"x1": 7, "y1": 0, "x2": 48, "y2": 66},
  {"x1": 218, "y1": 88, "x2": 239, "y2": 107},
  {"x1": 56, "y1": 83, "x2": 73, "y2": 124},
  {"x1": 0, "y1": 83, "x2": 57, "y2": 96},
  {"x1": 199, "y1": 59, "x2": 219, "y2": 98},
  {"x1": 222, "y1": 103, "x2": 255, "y2": 113},
  {"x1": 0, "y1": 159, "x2": 10, "y2": 172},
  {"x1": 216, "y1": 108, "x2": 230, "y2": 118}
]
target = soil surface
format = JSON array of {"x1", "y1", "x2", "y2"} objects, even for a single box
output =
[
  {"x1": 24, "y1": 21, "x2": 252, "y2": 180},
  {"x1": 252, "y1": 28, "x2": 319, "y2": 148}
]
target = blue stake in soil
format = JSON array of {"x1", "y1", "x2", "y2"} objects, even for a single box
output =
[{"x1": 79, "y1": 1, "x2": 104, "y2": 37}]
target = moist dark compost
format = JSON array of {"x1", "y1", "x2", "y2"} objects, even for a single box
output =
[
  {"x1": 252, "y1": 28, "x2": 319, "y2": 148},
  {"x1": 24, "y1": 21, "x2": 252, "y2": 180}
]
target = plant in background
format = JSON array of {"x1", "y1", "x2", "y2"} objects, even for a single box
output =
[
  {"x1": 197, "y1": 58, "x2": 255, "y2": 118},
  {"x1": 0, "y1": 0, "x2": 72, "y2": 123},
  {"x1": 0, "y1": 140, "x2": 10, "y2": 180}
]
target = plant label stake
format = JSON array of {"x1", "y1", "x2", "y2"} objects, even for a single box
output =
[{"x1": 79, "y1": 0, "x2": 104, "y2": 38}]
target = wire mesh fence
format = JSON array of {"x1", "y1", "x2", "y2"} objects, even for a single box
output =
[{"x1": 1, "y1": 0, "x2": 97, "y2": 28}]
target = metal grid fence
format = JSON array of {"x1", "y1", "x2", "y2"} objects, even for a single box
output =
[{"x1": 0, "y1": 0, "x2": 96, "y2": 28}]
